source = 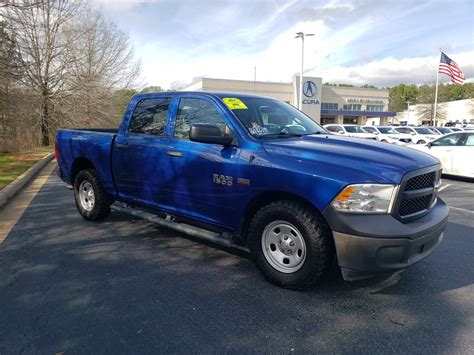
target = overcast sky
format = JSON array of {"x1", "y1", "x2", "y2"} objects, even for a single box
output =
[{"x1": 100, "y1": 0, "x2": 474, "y2": 89}]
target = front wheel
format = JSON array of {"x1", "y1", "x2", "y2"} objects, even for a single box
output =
[
  {"x1": 417, "y1": 140, "x2": 426, "y2": 144},
  {"x1": 74, "y1": 169, "x2": 112, "y2": 221},
  {"x1": 248, "y1": 201, "x2": 335, "y2": 290}
]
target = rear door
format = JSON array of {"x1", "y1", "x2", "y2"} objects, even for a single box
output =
[
  {"x1": 112, "y1": 97, "x2": 172, "y2": 205},
  {"x1": 157, "y1": 95, "x2": 242, "y2": 227}
]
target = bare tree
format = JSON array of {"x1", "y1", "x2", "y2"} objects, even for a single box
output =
[
  {"x1": 418, "y1": 83, "x2": 446, "y2": 125},
  {"x1": 62, "y1": 9, "x2": 141, "y2": 127},
  {"x1": 3, "y1": 0, "x2": 82, "y2": 146}
]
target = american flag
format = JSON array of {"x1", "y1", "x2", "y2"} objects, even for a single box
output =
[{"x1": 438, "y1": 52, "x2": 465, "y2": 85}]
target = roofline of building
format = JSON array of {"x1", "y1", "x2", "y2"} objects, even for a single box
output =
[{"x1": 182, "y1": 77, "x2": 388, "y2": 92}]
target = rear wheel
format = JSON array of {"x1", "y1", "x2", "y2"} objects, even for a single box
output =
[
  {"x1": 248, "y1": 201, "x2": 334, "y2": 290},
  {"x1": 74, "y1": 169, "x2": 112, "y2": 221}
]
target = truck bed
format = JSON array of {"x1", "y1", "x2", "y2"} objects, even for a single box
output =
[{"x1": 55, "y1": 128, "x2": 118, "y2": 195}]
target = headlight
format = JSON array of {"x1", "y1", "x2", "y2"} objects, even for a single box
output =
[{"x1": 331, "y1": 184, "x2": 398, "y2": 214}]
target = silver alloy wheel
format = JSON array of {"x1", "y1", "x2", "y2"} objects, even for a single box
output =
[
  {"x1": 261, "y1": 220, "x2": 306, "y2": 273},
  {"x1": 78, "y1": 180, "x2": 95, "y2": 212}
]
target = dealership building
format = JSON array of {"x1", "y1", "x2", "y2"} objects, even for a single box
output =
[{"x1": 182, "y1": 76, "x2": 396, "y2": 125}]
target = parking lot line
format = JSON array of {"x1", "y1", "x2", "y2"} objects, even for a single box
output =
[
  {"x1": 449, "y1": 206, "x2": 474, "y2": 214},
  {"x1": 438, "y1": 184, "x2": 451, "y2": 192}
]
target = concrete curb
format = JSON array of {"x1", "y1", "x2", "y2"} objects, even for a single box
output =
[{"x1": 0, "y1": 153, "x2": 55, "y2": 210}]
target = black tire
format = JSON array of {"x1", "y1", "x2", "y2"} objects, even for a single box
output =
[
  {"x1": 74, "y1": 169, "x2": 112, "y2": 221},
  {"x1": 381, "y1": 139, "x2": 387, "y2": 143},
  {"x1": 417, "y1": 140, "x2": 426, "y2": 144},
  {"x1": 248, "y1": 201, "x2": 334, "y2": 290}
]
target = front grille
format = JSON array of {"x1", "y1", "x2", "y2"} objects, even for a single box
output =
[
  {"x1": 405, "y1": 172, "x2": 436, "y2": 191},
  {"x1": 399, "y1": 194, "x2": 433, "y2": 216},
  {"x1": 395, "y1": 168, "x2": 441, "y2": 221}
]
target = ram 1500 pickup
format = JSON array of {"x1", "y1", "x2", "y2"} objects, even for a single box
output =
[{"x1": 55, "y1": 92, "x2": 449, "y2": 289}]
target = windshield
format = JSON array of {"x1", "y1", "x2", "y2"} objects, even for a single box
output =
[
  {"x1": 414, "y1": 127, "x2": 436, "y2": 135},
  {"x1": 344, "y1": 126, "x2": 365, "y2": 133},
  {"x1": 378, "y1": 127, "x2": 398, "y2": 134},
  {"x1": 218, "y1": 96, "x2": 326, "y2": 138},
  {"x1": 438, "y1": 127, "x2": 452, "y2": 134}
]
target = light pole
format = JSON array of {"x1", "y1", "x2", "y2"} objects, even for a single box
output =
[{"x1": 295, "y1": 32, "x2": 314, "y2": 110}]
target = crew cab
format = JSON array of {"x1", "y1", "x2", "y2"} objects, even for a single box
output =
[{"x1": 55, "y1": 92, "x2": 449, "y2": 289}]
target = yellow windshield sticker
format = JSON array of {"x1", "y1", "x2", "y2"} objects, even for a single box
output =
[{"x1": 222, "y1": 97, "x2": 248, "y2": 110}]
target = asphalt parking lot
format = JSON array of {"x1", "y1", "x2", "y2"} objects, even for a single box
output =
[{"x1": 0, "y1": 167, "x2": 473, "y2": 353}]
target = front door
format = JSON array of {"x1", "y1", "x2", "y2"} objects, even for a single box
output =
[{"x1": 158, "y1": 96, "x2": 241, "y2": 227}]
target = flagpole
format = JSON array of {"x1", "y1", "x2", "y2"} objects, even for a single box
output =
[{"x1": 433, "y1": 50, "x2": 441, "y2": 127}]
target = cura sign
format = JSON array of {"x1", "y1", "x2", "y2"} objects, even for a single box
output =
[{"x1": 302, "y1": 80, "x2": 320, "y2": 105}]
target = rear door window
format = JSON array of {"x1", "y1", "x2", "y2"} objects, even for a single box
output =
[{"x1": 129, "y1": 98, "x2": 171, "y2": 135}]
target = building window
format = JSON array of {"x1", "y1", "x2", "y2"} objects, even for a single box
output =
[
  {"x1": 322, "y1": 103, "x2": 338, "y2": 110},
  {"x1": 321, "y1": 117, "x2": 336, "y2": 125},
  {"x1": 343, "y1": 117, "x2": 358, "y2": 124},
  {"x1": 366, "y1": 104, "x2": 384, "y2": 112},
  {"x1": 343, "y1": 104, "x2": 362, "y2": 111}
]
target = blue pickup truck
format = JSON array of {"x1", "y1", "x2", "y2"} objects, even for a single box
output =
[{"x1": 55, "y1": 92, "x2": 449, "y2": 289}]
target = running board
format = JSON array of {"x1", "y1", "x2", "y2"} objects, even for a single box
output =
[{"x1": 111, "y1": 203, "x2": 245, "y2": 250}]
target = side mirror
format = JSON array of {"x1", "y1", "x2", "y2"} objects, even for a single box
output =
[
  {"x1": 374, "y1": 132, "x2": 379, "y2": 135},
  {"x1": 189, "y1": 124, "x2": 233, "y2": 146},
  {"x1": 337, "y1": 130, "x2": 344, "y2": 134},
  {"x1": 427, "y1": 142, "x2": 432, "y2": 148},
  {"x1": 411, "y1": 132, "x2": 416, "y2": 135}
]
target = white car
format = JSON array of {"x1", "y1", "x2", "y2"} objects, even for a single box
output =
[
  {"x1": 362, "y1": 126, "x2": 411, "y2": 144},
  {"x1": 411, "y1": 132, "x2": 474, "y2": 178},
  {"x1": 394, "y1": 126, "x2": 439, "y2": 144},
  {"x1": 324, "y1": 124, "x2": 377, "y2": 140},
  {"x1": 430, "y1": 127, "x2": 453, "y2": 135}
]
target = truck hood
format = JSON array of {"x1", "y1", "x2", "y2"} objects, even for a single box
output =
[{"x1": 261, "y1": 134, "x2": 439, "y2": 185}]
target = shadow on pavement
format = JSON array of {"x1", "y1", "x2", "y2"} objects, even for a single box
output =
[{"x1": 0, "y1": 172, "x2": 473, "y2": 353}]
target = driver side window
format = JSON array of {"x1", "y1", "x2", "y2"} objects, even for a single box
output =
[
  {"x1": 174, "y1": 98, "x2": 228, "y2": 140},
  {"x1": 431, "y1": 133, "x2": 462, "y2": 146}
]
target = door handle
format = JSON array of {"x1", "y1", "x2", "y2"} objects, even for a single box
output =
[
  {"x1": 167, "y1": 151, "x2": 183, "y2": 158},
  {"x1": 116, "y1": 143, "x2": 129, "y2": 149}
]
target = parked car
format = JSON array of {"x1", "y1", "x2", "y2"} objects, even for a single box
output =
[
  {"x1": 411, "y1": 132, "x2": 474, "y2": 178},
  {"x1": 362, "y1": 126, "x2": 410, "y2": 144},
  {"x1": 394, "y1": 126, "x2": 439, "y2": 144},
  {"x1": 324, "y1": 124, "x2": 377, "y2": 140},
  {"x1": 430, "y1": 127, "x2": 453, "y2": 135},
  {"x1": 56, "y1": 92, "x2": 448, "y2": 289}
]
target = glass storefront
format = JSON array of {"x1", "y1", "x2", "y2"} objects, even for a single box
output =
[
  {"x1": 321, "y1": 116, "x2": 336, "y2": 125},
  {"x1": 343, "y1": 116, "x2": 358, "y2": 124}
]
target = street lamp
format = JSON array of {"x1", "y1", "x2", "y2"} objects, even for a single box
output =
[{"x1": 295, "y1": 32, "x2": 314, "y2": 110}]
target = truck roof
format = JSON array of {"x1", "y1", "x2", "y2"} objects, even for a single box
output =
[{"x1": 131, "y1": 91, "x2": 276, "y2": 101}]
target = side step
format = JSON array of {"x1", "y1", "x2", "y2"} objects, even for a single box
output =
[{"x1": 111, "y1": 203, "x2": 247, "y2": 251}]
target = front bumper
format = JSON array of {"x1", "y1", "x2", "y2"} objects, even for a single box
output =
[{"x1": 322, "y1": 198, "x2": 449, "y2": 281}]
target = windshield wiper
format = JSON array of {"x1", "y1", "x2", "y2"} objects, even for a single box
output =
[{"x1": 259, "y1": 132, "x2": 303, "y2": 139}]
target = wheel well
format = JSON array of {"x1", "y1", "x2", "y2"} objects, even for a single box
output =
[
  {"x1": 239, "y1": 191, "x2": 320, "y2": 242},
  {"x1": 71, "y1": 157, "x2": 95, "y2": 185}
]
